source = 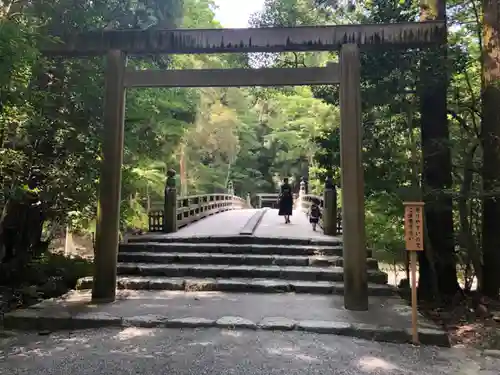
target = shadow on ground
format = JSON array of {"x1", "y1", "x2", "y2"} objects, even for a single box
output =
[{"x1": 1, "y1": 327, "x2": 499, "y2": 375}]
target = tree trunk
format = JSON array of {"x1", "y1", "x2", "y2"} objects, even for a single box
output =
[
  {"x1": 418, "y1": 0, "x2": 459, "y2": 299},
  {"x1": 481, "y1": 0, "x2": 500, "y2": 299},
  {"x1": 458, "y1": 142, "x2": 482, "y2": 291}
]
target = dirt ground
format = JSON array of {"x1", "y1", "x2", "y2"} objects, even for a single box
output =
[{"x1": 50, "y1": 232, "x2": 94, "y2": 259}]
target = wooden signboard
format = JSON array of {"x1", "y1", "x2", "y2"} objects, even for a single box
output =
[
  {"x1": 403, "y1": 201, "x2": 425, "y2": 345},
  {"x1": 404, "y1": 202, "x2": 425, "y2": 251}
]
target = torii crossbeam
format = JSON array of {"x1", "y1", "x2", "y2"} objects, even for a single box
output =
[{"x1": 42, "y1": 21, "x2": 444, "y2": 55}]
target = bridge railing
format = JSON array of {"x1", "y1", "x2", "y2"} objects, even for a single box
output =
[
  {"x1": 296, "y1": 179, "x2": 342, "y2": 236},
  {"x1": 147, "y1": 171, "x2": 251, "y2": 233},
  {"x1": 256, "y1": 193, "x2": 278, "y2": 208}
]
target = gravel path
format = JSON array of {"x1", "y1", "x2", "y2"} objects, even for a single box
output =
[{"x1": 1, "y1": 328, "x2": 499, "y2": 375}]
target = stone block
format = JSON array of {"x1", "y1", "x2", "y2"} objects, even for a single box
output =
[
  {"x1": 185, "y1": 278, "x2": 217, "y2": 291},
  {"x1": 366, "y1": 258, "x2": 379, "y2": 270},
  {"x1": 350, "y1": 323, "x2": 409, "y2": 344},
  {"x1": 308, "y1": 256, "x2": 340, "y2": 267},
  {"x1": 215, "y1": 279, "x2": 250, "y2": 292},
  {"x1": 216, "y1": 316, "x2": 257, "y2": 330},
  {"x1": 76, "y1": 277, "x2": 93, "y2": 290},
  {"x1": 3, "y1": 308, "x2": 72, "y2": 331},
  {"x1": 258, "y1": 317, "x2": 297, "y2": 330},
  {"x1": 148, "y1": 278, "x2": 185, "y2": 290},
  {"x1": 249, "y1": 279, "x2": 290, "y2": 293},
  {"x1": 123, "y1": 315, "x2": 169, "y2": 328},
  {"x1": 251, "y1": 266, "x2": 281, "y2": 278},
  {"x1": 72, "y1": 312, "x2": 123, "y2": 329},
  {"x1": 483, "y1": 349, "x2": 500, "y2": 359},
  {"x1": 28, "y1": 298, "x2": 60, "y2": 310},
  {"x1": 118, "y1": 277, "x2": 149, "y2": 290},
  {"x1": 281, "y1": 266, "x2": 333, "y2": 281},
  {"x1": 414, "y1": 327, "x2": 450, "y2": 347},
  {"x1": 117, "y1": 263, "x2": 140, "y2": 274},
  {"x1": 292, "y1": 281, "x2": 334, "y2": 294},
  {"x1": 191, "y1": 265, "x2": 227, "y2": 278},
  {"x1": 165, "y1": 317, "x2": 216, "y2": 328},
  {"x1": 297, "y1": 320, "x2": 352, "y2": 334},
  {"x1": 366, "y1": 284, "x2": 396, "y2": 296},
  {"x1": 273, "y1": 256, "x2": 308, "y2": 267},
  {"x1": 368, "y1": 271, "x2": 389, "y2": 284},
  {"x1": 0, "y1": 330, "x2": 16, "y2": 338},
  {"x1": 215, "y1": 254, "x2": 247, "y2": 265}
]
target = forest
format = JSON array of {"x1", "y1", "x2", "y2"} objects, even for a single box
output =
[{"x1": 0, "y1": 0, "x2": 499, "y2": 317}]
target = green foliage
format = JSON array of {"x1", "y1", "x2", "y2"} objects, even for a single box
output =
[
  {"x1": 365, "y1": 192, "x2": 405, "y2": 264},
  {"x1": 0, "y1": 252, "x2": 93, "y2": 290},
  {"x1": 0, "y1": 252, "x2": 93, "y2": 311}
]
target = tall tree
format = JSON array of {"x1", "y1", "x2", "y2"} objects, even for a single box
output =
[
  {"x1": 418, "y1": 0, "x2": 459, "y2": 299},
  {"x1": 481, "y1": 0, "x2": 500, "y2": 298}
]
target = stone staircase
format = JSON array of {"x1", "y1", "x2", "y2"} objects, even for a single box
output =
[{"x1": 77, "y1": 235, "x2": 393, "y2": 296}]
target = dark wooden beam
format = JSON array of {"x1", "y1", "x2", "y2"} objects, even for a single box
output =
[
  {"x1": 42, "y1": 21, "x2": 445, "y2": 56},
  {"x1": 124, "y1": 65, "x2": 340, "y2": 88}
]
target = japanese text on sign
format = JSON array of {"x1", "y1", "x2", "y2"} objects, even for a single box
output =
[{"x1": 403, "y1": 202, "x2": 425, "y2": 251}]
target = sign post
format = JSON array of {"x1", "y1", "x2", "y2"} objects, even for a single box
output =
[{"x1": 403, "y1": 201, "x2": 425, "y2": 345}]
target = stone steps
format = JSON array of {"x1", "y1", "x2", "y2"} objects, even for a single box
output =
[
  {"x1": 126, "y1": 235, "x2": 342, "y2": 247},
  {"x1": 119, "y1": 242, "x2": 367, "y2": 257},
  {"x1": 111, "y1": 234, "x2": 387, "y2": 297},
  {"x1": 118, "y1": 252, "x2": 379, "y2": 269},
  {"x1": 116, "y1": 263, "x2": 388, "y2": 283},
  {"x1": 76, "y1": 276, "x2": 395, "y2": 296}
]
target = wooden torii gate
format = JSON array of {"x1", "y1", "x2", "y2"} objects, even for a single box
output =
[{"x1": 42, "y1": 21, "x2": 445, "y2": 310}]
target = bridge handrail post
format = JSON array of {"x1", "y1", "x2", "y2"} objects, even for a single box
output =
[
  {"x1": 231, "y1": 194, "x2": 239, "y2": 209},
  {"x1": 227, "y1": 180, "x2": 234, "y2": 196},
  {"x1": 299, "y1": 178, "x2": 306, "y2": 200},
  {"x1": 163, "y1": 169, "x2": 178, "y2": 233},
  {"x1": 323, "y1": 175, "x2": 337, "y2": 236}
]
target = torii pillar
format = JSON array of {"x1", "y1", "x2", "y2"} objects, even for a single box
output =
[
  {"x1": 92, "y1": 50, "x2": 127, "y2": 302},
  {"x1": 339, "y1": 44, "x2": 368, "y2": 311}
]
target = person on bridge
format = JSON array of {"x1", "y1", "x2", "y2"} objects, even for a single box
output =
[
  {"x1": 278, "y1": 177, "x2": 293, "y2": 224},
  {"x1": 309, "y1": 199, "x2": 321, "y2": 231}
]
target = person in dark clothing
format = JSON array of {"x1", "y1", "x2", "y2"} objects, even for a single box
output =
[
  {"x1": 309, "y1": 199, "x2": 322, "y2": 231},
  {"x1": 278, "y1": 178, "x2": 293, "y2": 224}
]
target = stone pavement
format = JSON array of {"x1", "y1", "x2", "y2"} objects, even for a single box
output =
[
  {"x1": 254, "y1": 209, "x2": 340, "y2": 241},
  {"x1": 152, "y1": 208, "x2": 259, "y2": 238},
  {"x1": 1, "y1": 327, "x2": 498, "y2": 375},
  {"x1": 3, "y1": 290, "x2": 448, "y2": 346}
]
